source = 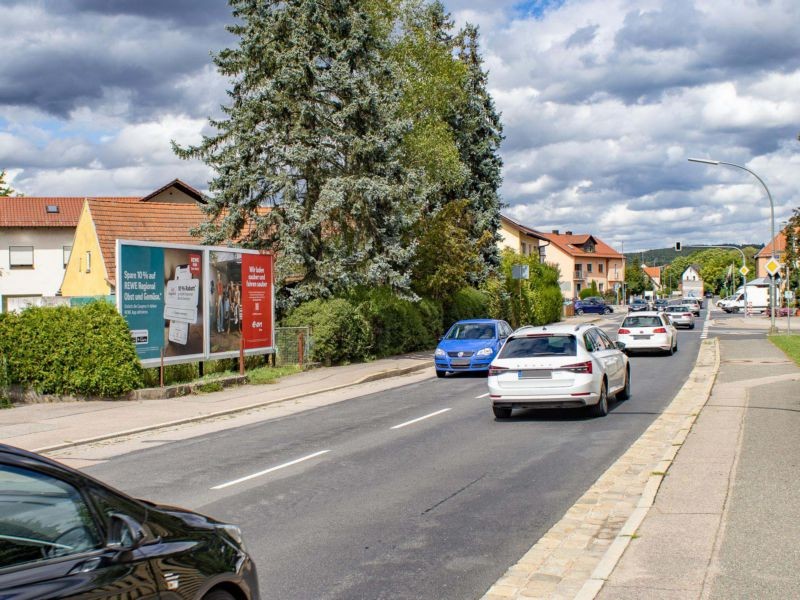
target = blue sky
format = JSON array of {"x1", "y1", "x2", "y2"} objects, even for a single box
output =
[{"x1": 1, "y1": 0, "x2": 798, "y2": 252}]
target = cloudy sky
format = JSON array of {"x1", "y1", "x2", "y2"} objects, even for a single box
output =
[{"x1": 1, "y1": 0, "x2": 798, "y2": 252}]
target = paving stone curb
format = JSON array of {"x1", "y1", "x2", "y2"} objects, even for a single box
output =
[
  {"x1": 34, "y1": 361, "x2": 433, "y2": 455},
  {"x1": 482, "y1": 337, "x2": 720, "y2": 600}
]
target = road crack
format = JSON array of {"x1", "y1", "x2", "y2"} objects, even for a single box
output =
[{"x1": 421, "y1": 474, "x2": 486, "y2": 515}]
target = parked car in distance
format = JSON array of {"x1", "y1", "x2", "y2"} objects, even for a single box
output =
[
  {"x1": 434, "y1": 319, "x2": 513, "y2": 377},
  {"x1": 487, "y1": 323, "x2": 630, "y2": 419},
  {"x1": 682, "y1": 298, "x2": 702, "y2": 316},
  {"x1": 627, "y1": 298, "x2": 650, "y2": 312},
  {"x1": 574, "y1": 297, "x2": 613, "y2": 315},
  {"x1": 663, "y1": 305, "x2": 696, "y2": 329},
  {"x1": 617, "y1": 312, "x2": 678, "y2": 355},
  {"x1": 0, "y1": 443, "x2": 259, "y2": 600}
]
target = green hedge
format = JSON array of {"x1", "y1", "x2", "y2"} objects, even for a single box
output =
[
  {"x1": 283, "y1": 298, "x2": 372, "y2": 366},
  {"x1": 443, "y1": 287, "x2": 489, "y2": 329},
  {"x1": 0, "y1": 303, "x2": 143, "y2": 397}
]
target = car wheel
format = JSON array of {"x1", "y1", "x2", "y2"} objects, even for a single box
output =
[
  {"x1": 436, "y1": 369, "x2": 446, "y2": 378},
  {"x1": 689, "y1": 323, "x2": 695, "y2": 329},
  {"x1": 202, "y1": 590, "x2": 236, "y2": 600},
  {"x1": 603, "y1": 307, "x2": 611, "y2": 314},
  {"x1": 590, "y1": 381, "x2": 609, "y2": 417},
  {"x1": 576, "y1": 308, "x2": 584, "y2": 315},
  {"x1": 493, "y1": 406, "x2": 512, "y2": 419},
  {"x1": 617, "y1": 368, "x2": 631, "y2": 401}
]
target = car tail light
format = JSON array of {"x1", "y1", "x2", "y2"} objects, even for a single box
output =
[
  {"x1": 560, "y1": 360, "x2": 592, "y2": 374},
  {"x1": 488, "y1": 365, "x2": 508, "y2": 376},
  {"x1": 618, "y1": 328, "x2": 630, "y2": 334},
  {"x1": 684, "y1": 313, "x2": 692, "y2": 317},
  {"x1": 653, "y1": 327, "x2": 667, "y2": 333}
]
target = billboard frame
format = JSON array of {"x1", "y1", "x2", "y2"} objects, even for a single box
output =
[{"x1": 116, "y1": 239, "x2": 275, "y2": 368}]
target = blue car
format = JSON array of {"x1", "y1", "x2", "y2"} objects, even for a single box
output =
[
  {"x1": 574, "y1": 297, "x2": 613, "y2": 315},
  {"x1": 434, "y1": 319, "x2": 513, "y2": 377}
]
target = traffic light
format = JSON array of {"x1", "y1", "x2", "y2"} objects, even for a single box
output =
[{"x1": 675, "y1": 241, "x2": 682, "y2": 251}]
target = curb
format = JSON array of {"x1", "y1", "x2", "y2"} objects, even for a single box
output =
[
  {"x1": 35, "y1": 361, "x2": 433, "y2": 455},
  {"x1": 482, "y1": 337, "x2": 721, "y2": 600}
]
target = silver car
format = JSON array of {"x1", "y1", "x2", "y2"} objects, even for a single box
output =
[{"x1": 663, "y1": 305, "x2": 695, "y2": 329}]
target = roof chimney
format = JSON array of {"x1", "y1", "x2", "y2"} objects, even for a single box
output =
[
  {"x1": 565, "y1": 230, "x2": 573, "y2": 236},
  {"x1": 552, "y1": 229, "x2": 559, "y2": 234}
]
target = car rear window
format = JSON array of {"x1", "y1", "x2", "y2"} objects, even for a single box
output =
[
  {"x1": 622, "y1": 316, "x2": 663, "y2": 327},
  {"x1": 498, "y1": 334, "x2": 577, "y2": 358}
]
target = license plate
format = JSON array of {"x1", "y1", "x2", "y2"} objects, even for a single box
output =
[
  {"x1": 519, "y1": 369, "x2": 551, "y2": 379},
  {"x1": 451, "y1": 359, "x2": 471, "y2": 366},
  {"x1": 633, "y1": 335, "x2": 651, "y2": 340}
]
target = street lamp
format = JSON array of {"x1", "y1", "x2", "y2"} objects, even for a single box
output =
[{"x1": 688, "y1": 158, "x2": 777, "y2": 333}]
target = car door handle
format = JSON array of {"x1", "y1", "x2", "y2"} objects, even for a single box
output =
[{"x1": 68, "y1": 557, "x2": 102, "y2": 574}]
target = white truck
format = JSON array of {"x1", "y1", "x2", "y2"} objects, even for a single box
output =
[{"x1": 720, "y1": 285, "x2": 769, "y2": 313}]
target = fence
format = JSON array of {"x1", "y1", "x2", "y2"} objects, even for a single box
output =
[{"x1": 273, "y1": 326, "x2": 313, "y2": 367}]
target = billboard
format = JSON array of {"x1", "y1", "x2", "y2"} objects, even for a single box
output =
[{"x1": 117, "y1": 241, "x2": 274, "y2": 367}]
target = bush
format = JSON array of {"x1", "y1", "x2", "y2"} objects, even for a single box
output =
[
  {"x1": 443, "y1": 287, "x2": 489, "y2": 329},
  {"x1": 0, "y1": 303, "x2": 143, "y2": 397},
  {"x1": 416, "y1": 298, "x2": 444, "y2": 345},
  {"x1": 283, "y1": 298, "x2": 371, "y2": 366},
  {"x1": 530, "y1": 285, "x2": 564, "y2": 326},
  {"x1": 349, "y1": 287, "x2": 432, "y2": 357}
]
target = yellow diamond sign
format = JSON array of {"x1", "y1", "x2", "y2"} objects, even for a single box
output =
[
  {"x1": 765, "y1": 258, "x2": 781, "y2": 276},
  {"x1": 739, "y1": 266, "x2": 749, "y2": 277}
]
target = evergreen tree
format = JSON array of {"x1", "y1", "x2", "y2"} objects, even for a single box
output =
[
  {"x1": 454, "y1": 24, "x2": 504, "y2": 279},
  {"x1": 175, "y1": 0, "x2": 419, "y2": 308},
  {"x1": 0, "y1": 170, "x2": 15, "y2": 196}
]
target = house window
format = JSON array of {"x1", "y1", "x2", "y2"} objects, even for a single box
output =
[
  {"x1": 9, "y1": 246, "x2": 34, "y2": 268},
  {"x1": 538, "y1": 246, "x2": 546, "y2": 263},
  {"x1": 85, "y1": 251, "x2": 91, "y2": 273},
  {"x1": 599, "y1": 282, "x2": 604, "y2": 292},
  {"x1": 599, "y1": 263, "x2": 604, "y2": 273},
  {"x1": 575, "y1": 263, "x2": 582, "y2": 272},
  {"x1": 63, "y1": 246, "x2": 72, "y2": 268},
  {"x1": 587, "y1": 263, "x2": 593, "y2": 273}
]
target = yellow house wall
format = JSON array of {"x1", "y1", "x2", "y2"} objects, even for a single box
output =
[
  {"x1": 541, "y1": 244, "x2": 575, "y2": 297},
  {"x1": 60, "y1": 203, "x2": 111, "y2": 296},
  {"x1": 499, "y1": 221, "x2": 522, "y2": 253}
]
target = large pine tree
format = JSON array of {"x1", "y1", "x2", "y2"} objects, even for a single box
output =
[
  {"x1": 454, "y1": 24, "x2": 504, "y2": 277},
  {"x1": 175, "y1": 0, "x2": 419, "y2": 307}
]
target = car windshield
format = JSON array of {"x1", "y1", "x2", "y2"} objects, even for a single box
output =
[
  {"x1": 445, "y1": 323, "x2": 495, "y2": 340},
  {"x1": 498, "y1": 334, "x2": 577, "y2": 358},
  {"x1": 623, "y1": 316, "x2": 663, "y2": 327},
  {"x1": 666, "y1": 306, "x2": 690, "y2": 313}
]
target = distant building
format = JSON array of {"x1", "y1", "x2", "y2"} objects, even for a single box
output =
[
  {"x1": 498, "y1": 215, "x2": 625, "y2": 298},
  {"x1": 681, "y1": 264, "x2": 704, "y2": 298},
  {"x1": 643, "y1": 265, "x2": 662, "y2": 291},
  {"x1": 0, "y1": 197, "x2": 84, "y2": 312}
]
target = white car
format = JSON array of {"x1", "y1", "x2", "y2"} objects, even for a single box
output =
[
  {"x1": 488, "y1": 323, "x2": 630, "y2": 419},
  {"x1": 617, "y1": 312, "x2": 678, "y2": 355},
  {"x1": 663, "y1": 305, "x2": 695, "y2": 329}
]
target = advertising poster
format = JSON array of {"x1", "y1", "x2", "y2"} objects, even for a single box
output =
[
  {"x1": 209, "y1": 250, "x2": 244, "y2": 354},
  {"x1": 242, "y1": 253, "x2": 273, "y2": 349},
  {"x1": 162, "y1": 248, "x2": 204, "y2": 359},
  {"x1": 119, "y1": 244, "x2": 165, "y2": 361}
]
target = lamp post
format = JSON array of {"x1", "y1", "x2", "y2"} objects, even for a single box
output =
[{"x1": 688, "y1": 158, "x2": 777, "y2": 333}]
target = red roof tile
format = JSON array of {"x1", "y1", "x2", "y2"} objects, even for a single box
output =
[
  {"x1": 0, "y1": 197, "x2": 96, "y2": 227},
  {"x1": 536, "y1": 231, "x2": 623, "y2": 259}
]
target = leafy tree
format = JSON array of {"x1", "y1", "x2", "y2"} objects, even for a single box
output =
[
  {"x1": 0, "y1": 170, "x2": 16, "y2": 196},
  {"x1": 783, "y1": 208, "x2": 800, "y2": 294},
  {"x1": 411, "y1": 199, "x2": 492, "y2": 301},
  {"x1": 625, "y1": 257, "x2": 651, "y2": 297},
  {"x1": 175, "y1": 0, "x2": 419, "y2": 309}
]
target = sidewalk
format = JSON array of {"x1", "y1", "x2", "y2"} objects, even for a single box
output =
[
  {"x1": 595, "y1": 335, "x2": 800, "y2": 599},
  {"x1": 0, "y1": 352, "x2": 433, "y2": 454}
]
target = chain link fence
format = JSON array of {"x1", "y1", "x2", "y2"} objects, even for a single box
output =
[{"x1": 274, "y1": 326, "x2": 313, "y2": 367}]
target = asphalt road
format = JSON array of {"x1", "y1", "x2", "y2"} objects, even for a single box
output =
[{"x1": 86, "y1": 314, "x2": 704, "y2": 600}]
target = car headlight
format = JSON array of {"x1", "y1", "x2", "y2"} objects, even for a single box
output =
[
  {"x1": 218, "y1": 524, "x2": 246, "y2": 551},
  {"x1": 435, "y1": 348, "x2": 446, "y2": 357},
  {"x1": 476, "y1": 347, "x2": 494, "y2": 356}
]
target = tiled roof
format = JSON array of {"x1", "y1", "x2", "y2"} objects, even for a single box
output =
[
  {"x1": 536, "y1": 231, "x2": 623, "y2": 258},
  {"x1": 88, "y1": 198, "x2": 207, "y2": 286},
  {"x1": 757, "y1": 232, "x2": 786, "y2": 257},
  {"x1": 500, "y1": 214, "x2": 549, "y2": 240},
  {"x1": 0, "y1": 197, "x2": 95, "y2": 227},
  {"x1": 643, "y1": 266, "x2": 661, "y2": 279}
]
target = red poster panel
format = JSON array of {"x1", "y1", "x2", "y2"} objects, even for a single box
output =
[{"x1": 241, "y1": 253, "x2": 273, "y2": 349}]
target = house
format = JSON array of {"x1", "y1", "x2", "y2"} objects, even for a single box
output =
[
  {"x1": 643, "y1": 265, "x2": 662, "y2": 291},
  {"x1": 60, "y1": 180, "x2": 208, "y2": 297},
  {"x1": 0, "y1": 196, "x2": 85, "y2": 312},
  {"x1": 681, "y1": 264, "x2": 704, "y2": 298},
  {"x1": 755, "y1": 227, "x2": 799, "y2": 279},
  {"x1": 498, "y1": 215, "x2": 625, "y2": 298}
]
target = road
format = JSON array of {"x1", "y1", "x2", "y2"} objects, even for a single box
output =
[{"x1": 84, "y1": 313, "x2": 705, "y2": 599}]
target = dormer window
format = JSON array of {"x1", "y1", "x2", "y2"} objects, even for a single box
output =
[{"x1": 46, "y1": 205, "x2": 59, "y2": 213}]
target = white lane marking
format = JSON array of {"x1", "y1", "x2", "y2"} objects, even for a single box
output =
[
  {"x1": 391, "y1": 408, "x2": 452, "y2": 430},
  {"x1": 475, "y1": 392, "x2": 490, "y2": 399},
  {"x1": 211, "y1": 450, "x2": 330, "y2": 490}
]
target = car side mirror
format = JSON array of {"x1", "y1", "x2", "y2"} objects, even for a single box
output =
[
  {"x1": 107, "y1": 513, "x2": 146, "y2": 552},
  {"x1": 615, "y1": 341, "x2": 626, "y2": 350}
]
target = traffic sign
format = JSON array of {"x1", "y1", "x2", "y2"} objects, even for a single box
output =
[
  {"x1": 739, "y1": 265, "x2": 749, "y2": 277},
  {"x1": 765, "y1": 258, "x2": 781, "y2": 277}
]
